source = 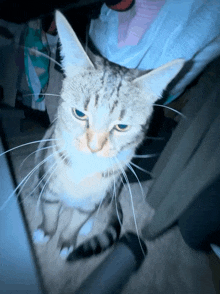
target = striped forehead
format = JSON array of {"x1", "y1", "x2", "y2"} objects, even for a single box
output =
[
  {"x1": 84, "y1": 68, "x2": 122, "y2": 107},
  {"x1": 87, "y1": 104, "x2": 112, "y2": 130},
  {"x1": 82, "y1": 66, "x2": 125, "y2": 120},
  {"x1": 86, "y1": 95, "x2": 125, "y2": 129}
]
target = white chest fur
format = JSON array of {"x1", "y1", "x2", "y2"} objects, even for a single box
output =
[{"x1": 55, "y1": 152, "x2": 116, "y2": 210}]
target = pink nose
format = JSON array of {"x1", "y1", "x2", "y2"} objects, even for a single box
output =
[
  {"x1": 88, "y1": 146, "x2": 102, "y2": 153},
  {"x1": 87, "y1": 132, "x2": 107, "y2": 153}
]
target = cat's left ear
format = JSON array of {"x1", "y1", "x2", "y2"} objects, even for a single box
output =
[
  {"x1": 55, "y1": 10, "x2": 94, "y2": 75},
  {"x1": 133, "y1": 59, "x2": 185, "y2": 102}
]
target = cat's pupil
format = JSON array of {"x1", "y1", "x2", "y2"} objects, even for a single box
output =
[
  {"x1": 75, "y1": 109, "x2": 85, "y2": 117},
  {"x1": 118, "y1": 124, "x2": 128, "y2": 129}
]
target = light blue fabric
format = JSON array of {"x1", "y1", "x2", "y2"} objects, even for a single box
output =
[
  {"x1": 90, "y1": 0, "x2": 220, "y2": 103},
  {"x1": 24, "y1": 21, "x2": 49, "y2": 111},
  {"x1": 211, "y1": 244, "x2": 220, "y2": 259}
]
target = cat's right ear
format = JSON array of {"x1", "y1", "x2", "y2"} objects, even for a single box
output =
[
  {"x1": 55, "y1": 10, "x2": 94, "y2": 76},
  {"x1": 133, "y1": 59, "x2": 185, "y2": 101}
]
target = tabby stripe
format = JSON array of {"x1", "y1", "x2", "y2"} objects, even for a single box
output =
[
  {"x1": 93, "y1": 236, "x2": 102, "y2": 254},
  {"x1": 67, "y1": 185, "x2": 123, "y2": 261},
  {"x1": 110, "y1": 100, "x2": 118, "y2": 114},
  {"x1": 55, "y1": 144, "x2": 71, "y2": 166},
  {"x1": 119, "y1": 109, "x2": 125, "y2": 119},
  {"x1": 116, "y1": 80, "x2": 122, "y2": 97},
  {"x1": 58, "y1": 151, "x2": 70, "y2": 166},
  {"x1": 39, "y1": 180, "x2": 58, "y2": 198},
  {"x1": 84, "y1": 97, "x2": 90, "y2": 111},
  {"x1": 94, "y1": 93, "x2": 99, "y2": 107},
  {"x1": 38, "y1": 164, "x2": 46, "y2": 182},
  {"x1": 105, "y1": 230, "x2": 115, "y2": 246},
  {"x1": 98, "y1": 231, "x2": 112, "y2": 247}
]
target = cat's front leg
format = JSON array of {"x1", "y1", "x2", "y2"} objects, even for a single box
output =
[
  {"x1": 33, "y1": 200, "x2": 61, "y2": 244},
  {"x1": 58, "y1": 208, "x2": 94, "y2": 259}
]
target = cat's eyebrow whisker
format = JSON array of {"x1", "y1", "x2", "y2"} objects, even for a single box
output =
[
  {"x1": 126, "y1": 163, "x2": 145, "y2": 202},
  {"x1": 153, "y1": 103, "x2": 187, "y2": 119},
  {"x1": 20, "y1": 45, "x2": 62, "y2": 67},
  {"x1": 130, "y1": 161, "x2": 153, "y2": 177},
  {"x1": 0, "y1": 153, "x2": 55, "y2": 211},
  {"x1": 0, "y1": 139, "x2": 60, "y2": 157},
  {"x1": 114, "y1": 158, "x2": 146, "y2": 258},
  {"x1": 133, "y1": 153, "x2": 159, "y2": 159},
  {"x1": 19, "y1": 145, "x2": 55, "y2": 170}
]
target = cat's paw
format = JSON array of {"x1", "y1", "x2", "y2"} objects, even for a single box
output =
[
  {"x1": 33, "y1": 229, "x2": 50, "y2": 244},
  {"x1": 78, "y1": 219, "x2": 94, "y2": 236},
  {"x1": 60, "y1": 246, "x2": 74, "y2": 260}
]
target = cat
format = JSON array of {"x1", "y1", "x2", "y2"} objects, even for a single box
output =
[{"x1": 32, "y1": 10, "x2": 184, "y2": 262}]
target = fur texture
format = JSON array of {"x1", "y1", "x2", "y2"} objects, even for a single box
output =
[{"x1": 33, "y1": 10, "x2": 184, "y2": 261}]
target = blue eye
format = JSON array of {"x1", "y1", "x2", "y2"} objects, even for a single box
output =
[
  {"x1": 115, "y1": 124, "x2": 129, "y2": 132},
  {"x1": 72, "y1": 108, "x2": 88, "y2": 120}
]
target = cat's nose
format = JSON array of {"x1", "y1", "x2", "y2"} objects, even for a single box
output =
[
  {"x1": 89, "y1": 146, "x2": 103, "y2": 153},
  {"x1": 87, "y1": 131, "x2": 107, "y2": 153}
]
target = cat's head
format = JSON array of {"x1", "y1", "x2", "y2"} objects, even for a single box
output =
[{"x1": 55, "y1": 11, "x2": 184, "y2": 163}]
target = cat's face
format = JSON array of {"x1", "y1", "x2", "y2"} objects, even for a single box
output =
[
  {"x1": 57, "y1": 61, "x2": 153, "y2": 160},
  {"x1": 55, "y1": 11, "x2": 184, "y2": 163}
]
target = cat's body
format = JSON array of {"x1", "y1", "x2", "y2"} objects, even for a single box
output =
[{"x1": 33, "y1": 10, "x2": 184, "y2": 261}]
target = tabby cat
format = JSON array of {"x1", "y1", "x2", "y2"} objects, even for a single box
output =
[{"x1": 33, "y1": 10, "x2": 184, "y2": 261}]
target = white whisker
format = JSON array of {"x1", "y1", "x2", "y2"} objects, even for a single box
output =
[
  {"x1": 153, "y1": 103, "x2": 187, "y2": 119},
  {"x1": 0, "y1": 153, "x2": 54, "y2": 211},
  {"x1": 0, "y1": 139, "x2": 59, "y2": 157},
  {"x1": 51, "y1": 116, "x2": 58, "y2": 124},
  {"x1": 24, "y1": 161, "x2": 57, "y2": 207},
  {"x1": 36, "y1": 150, "x2": 67, "y2": 211},
  {"x1": 114, "y1": 157, "x2": 146, "y2": 257},
  {"x1": 95, "y1": 159, "x2": 112, "y2": 217},
  {"x1": 109, "y1": 158, "x2": 123, "y2": 228},
  {"x1": 126, "y1": 163, "x2": 145, "y2": 202},
  {"x1": 130, "y1": 161, "x2": 153, "y2": 177},
  {"x1": 21, "y1": 45, "x2": 62, "y2": 67},
  {"x1": 133, "y1": 153, "x2": 159, "y2": 159},
  {"x1": 36, "y1": 163, "x2": 58, "y2": 211},
  {"x1": 95, "y1": 192, "x2": 106, "y2": 218},
  {"x1": 36, "y1": 162, "x2": 58, "y2": 211},
  {"x1": 19, "y1": 145, "x2": 55, "y2": 170},
  {"x1": 119, "y1": 173, "x2": 127, "y2": 191},
  {"x1": 108, "y1": 158, "x2": 115, "y2": 205},
  {"x1": 22, "y1": 93, "x2": 61, "y2": 98},
  {"x1": 113, "y1": 175, "x2": 123, "y2": 228}
]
